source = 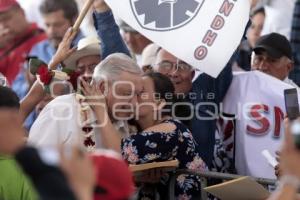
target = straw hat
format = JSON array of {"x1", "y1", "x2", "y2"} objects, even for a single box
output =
[{"x1": 63, "y1": 36, "x2": 101, "y2": 70}]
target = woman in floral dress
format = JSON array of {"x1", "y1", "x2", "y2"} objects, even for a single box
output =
[{"x1": 122, "y1": 118, "x2": 206, "y2": 199}]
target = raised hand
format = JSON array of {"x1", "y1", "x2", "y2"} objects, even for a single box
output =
[{"x1": 48, "y1": 28, "x2": 77, "y2": 70}]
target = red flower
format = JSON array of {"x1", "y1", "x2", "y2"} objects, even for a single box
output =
[
  {"x1": 82, "y1": 126, "x2": 93, "y2": 133},
  {"x1": 37, "y1": 66, "x2": 53, "y2": 85},
  {"x1": 68, "y1": 71, "x2": 81, "y2": 90},
  {"x1": 84, "y1": 137, "x2": 96, "y2": 147}
]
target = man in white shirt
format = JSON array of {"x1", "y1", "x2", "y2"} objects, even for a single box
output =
[
  {"x1": 28, "y1": 53, "x2": 142, "y2": 151},
  {"x1": 251, "y1": 32, "x2": 298, "y2": 88},
  {"x1": 217, "y1": 32, "x2": 298, "y2": 178}
]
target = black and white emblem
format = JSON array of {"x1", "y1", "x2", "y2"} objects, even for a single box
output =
[{"x1": 130, "y1": 0, "x2": 205, "y2": 31}]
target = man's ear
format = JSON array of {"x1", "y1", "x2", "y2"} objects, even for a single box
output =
[
  {"x1": 98, "y1": 80, "x2": 108, "y2": 96},
  {"x1": 287, "y1": 60, "x2": 294, "y2": 72},
  {"x1": 191, "y1": 70, "x2": 195, "y2": 80}
]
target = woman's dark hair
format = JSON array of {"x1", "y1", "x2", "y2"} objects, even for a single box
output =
[
  {"x1": 144, "y1": 72, "x2": 175, "y2": 116},
  {"x1": 251, "y1": 7, "x2": 265, "y2": 18},
  {"x1": 40, "y1": 0, "x2": 78, "y2": 22},
  {"x1": 0, "y1": 86, "x2": 20, "y2": 109},
  {"x1": 129, "y1": 72, "x2": 175, "y2": 131}
]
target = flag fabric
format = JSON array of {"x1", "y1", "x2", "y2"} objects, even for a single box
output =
[{"x1": 105, "y1": 0, "x2": 250, "y2": 77}]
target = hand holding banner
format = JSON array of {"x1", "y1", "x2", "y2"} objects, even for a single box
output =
[{"x1": 73, "y1": 0, "x2": 95, "y2": 32}]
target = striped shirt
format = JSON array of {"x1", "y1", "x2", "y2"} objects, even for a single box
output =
[{"x1": 289, "y1": 0, "x2": 300, "y2": 86}]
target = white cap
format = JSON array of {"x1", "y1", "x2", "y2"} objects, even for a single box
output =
[{"x1": 141, "y1": 43, "x2": 160, "y2": 67}]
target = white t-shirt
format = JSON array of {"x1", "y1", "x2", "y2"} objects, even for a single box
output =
[
  {"x1": 284, "y1": 77, "x2": 299, "y2": 88},
  {"x1": 28, "y1": 94, "x2": 129, "y2": 150},
  {"x1": 221, "y1": 71, "x2": 298, "y2": 179}
]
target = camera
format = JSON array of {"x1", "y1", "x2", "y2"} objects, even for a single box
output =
[{"x1": 284, "y1": 88, "x2": 300, "y2": 149}]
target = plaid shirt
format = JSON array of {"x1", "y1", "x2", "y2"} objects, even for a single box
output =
[{"x1": 289, "y1": 0, "x2": 300, "y2": 86}]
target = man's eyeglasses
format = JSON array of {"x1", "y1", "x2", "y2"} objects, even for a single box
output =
[{"x1": 155, "y1": 60, "x2": 192, "y2": 73}]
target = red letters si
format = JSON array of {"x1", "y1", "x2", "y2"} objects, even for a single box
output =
[{"x1": 246, "y1": 104, "x2": 284, "y2": 138}]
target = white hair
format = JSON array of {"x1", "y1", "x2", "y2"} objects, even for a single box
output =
[{"x1": 92, "y1": 53, "x2": 142, "y2": 83}]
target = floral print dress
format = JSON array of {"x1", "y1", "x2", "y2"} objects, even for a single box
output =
[{"x1": 121, "y1": 119, "x2": 207, "y2": 200}]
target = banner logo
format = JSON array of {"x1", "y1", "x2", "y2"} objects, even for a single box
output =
[{"x1": 130, "y1": 0, "x2": 205, "y2": 31}]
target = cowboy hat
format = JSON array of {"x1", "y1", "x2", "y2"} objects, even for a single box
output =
[{"x1": 63, "y1": 36, "x2": 101, "y2": 70}]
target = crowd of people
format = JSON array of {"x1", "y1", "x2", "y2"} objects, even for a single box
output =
[{"x1": 1, "y1": 0, "x2": 300, "y2": 199}]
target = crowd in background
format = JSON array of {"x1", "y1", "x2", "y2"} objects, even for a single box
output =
[{"x1": 1, "y1": 0, "x2": 300, "y2": 199}]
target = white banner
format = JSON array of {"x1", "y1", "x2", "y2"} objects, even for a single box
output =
[
  {"x1": 221, "y1": 71, "x2": 299, "y2": 179},
  {"x1": 105, "y1": 0, "x2": 250, "y2": 77}
]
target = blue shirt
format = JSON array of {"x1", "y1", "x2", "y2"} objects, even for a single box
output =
[
  {"x1": 29, "y1": 31, "x2": 84, "y2": 64},
  {"x1": 190, "y1": 60, "x2": 233, "y2": 168},
  {"x1": 93, "y1": 11, "x2": 130, "y2": 59}
]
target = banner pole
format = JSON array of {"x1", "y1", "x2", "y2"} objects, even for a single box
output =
[{"x1": 73, "y1": 0, "x2": 95, "y2": 32}]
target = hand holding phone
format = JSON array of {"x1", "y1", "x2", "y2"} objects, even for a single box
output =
[
  {"x1": 284, "y1": 88, "x2": 300, "y2": 149},
  {"x1": 284, "y1": 88, "x2": 299, "y2": 120}
]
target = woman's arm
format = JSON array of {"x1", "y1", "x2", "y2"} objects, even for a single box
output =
[{"x1": 20, "y1": 28, "x2": 78, "y2": 123}]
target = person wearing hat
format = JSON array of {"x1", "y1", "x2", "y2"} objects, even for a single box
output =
[
  {"x1": 27, "y1": 26, "x2": 141, "y2": 152},
  {"x1": 28, "y1": 36, "x2": 102, "y2": 120},
  {"x1": 0, "y1": 0, "x2": 46, "y2": 85},
  {"x1": 63, "y1": 36, "x2": 101, "y2": 80},
  {"x1": 251, "y1": 32, "x2": 298, "y2": 87},
  {"x1": 26, "y1": 0, "x2": 142, "y2": 150}
]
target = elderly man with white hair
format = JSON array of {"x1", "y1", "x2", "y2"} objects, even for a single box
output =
[
  {"x1": 26, "y1": 0, "x2": 140, "y2": 150},
  {"x1": 28, "y1": 53, "x2": 143, "y2": 151}
]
